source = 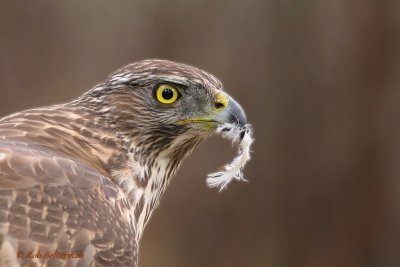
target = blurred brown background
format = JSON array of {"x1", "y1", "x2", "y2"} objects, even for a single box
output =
[{"x1": 1, "y1": 1, "x2": 400, "y2": 266}]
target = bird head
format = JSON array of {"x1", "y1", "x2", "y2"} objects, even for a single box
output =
[{"x1": 85, "y1": 59, "x2": 246, "y2": 149}]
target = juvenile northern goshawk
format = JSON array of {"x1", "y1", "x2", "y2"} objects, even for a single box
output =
[{"x1": 0, "y1": 60, "x2": 248, "y2": 267}]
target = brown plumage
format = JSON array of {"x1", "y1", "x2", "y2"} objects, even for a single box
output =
[{"x1": 0, "y1": 59, "x2": 247, "y2": 267}]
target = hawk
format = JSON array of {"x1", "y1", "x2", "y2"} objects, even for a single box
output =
[{"x1": 0, "y1": 60, "x2": 248, "y2": 267}]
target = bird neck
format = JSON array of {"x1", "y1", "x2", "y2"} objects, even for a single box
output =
[{"x1": 126, "y1": 133, "x2": 205, "y2": 239}]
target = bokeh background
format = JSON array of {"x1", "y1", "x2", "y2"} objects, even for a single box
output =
[{"x1": 1, "y1": 1, "x2": 400, "y2": 266}]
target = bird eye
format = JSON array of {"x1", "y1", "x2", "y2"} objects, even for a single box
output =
[{"x1": 155, "y1": 84, "x2": 180, "y2": 104}]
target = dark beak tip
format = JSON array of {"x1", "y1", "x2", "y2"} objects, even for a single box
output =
[
  {"x1": 229, "y1": 114, "x2": 246, "y2": 127},
  {"x1": 228, "y1": 99, "x2": 247, "y2": 127}
]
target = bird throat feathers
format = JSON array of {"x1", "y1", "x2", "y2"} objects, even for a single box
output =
[{"x1": 114, "y1": 132, "x2": 206, "y2": 238}]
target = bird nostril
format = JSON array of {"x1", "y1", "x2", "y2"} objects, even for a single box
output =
[{"x1": 214, "y1": 102, "x2": 226, "y2": 110}]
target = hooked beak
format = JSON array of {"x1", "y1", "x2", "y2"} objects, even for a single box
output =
[
  {"x1": 176, "y1": 95, "x2": 247, "y2": 129},
  {"x1": 217, "y1": 97, "x2": 247, "y2": 127}
]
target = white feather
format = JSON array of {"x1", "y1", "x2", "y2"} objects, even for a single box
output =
[{"x1": 206, "y1": 123, "x2": 254, "y2": 191}]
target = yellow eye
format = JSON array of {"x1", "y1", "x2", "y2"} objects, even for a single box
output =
[{"x1": 155, "y1": 84, "x2": 179, "y2": 104}]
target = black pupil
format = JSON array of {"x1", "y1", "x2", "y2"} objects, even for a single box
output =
[{"x1": 162, "y1": 88, "x2": 174, "y2": 100}]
